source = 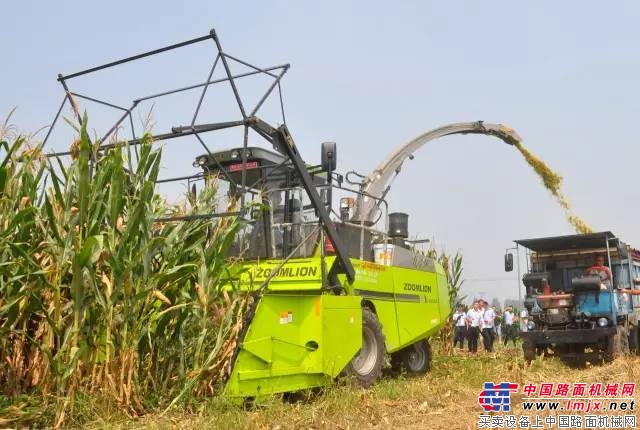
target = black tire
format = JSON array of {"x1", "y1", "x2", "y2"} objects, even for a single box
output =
[
  {"x1": 629, "y1": 325, "x2": 639, "y2": 354},
  {"x1": 390, "y1": 352, "x2": 403, "y2": 375},
  {"x1": 345, "y1": 308, "x2": 385, "y2": 388},
  {"x1": 605, "y1": 326, "x2": 623, "y2": 362},
  {"x1": 621, "y1": 326, "x2": 630, "y2": 355},
  {"x1": 402, "y1": 339, "x2": 431, "y2": 375},
  {"x1": 523, "y1": 341, "x2": 536, "y2": 363}
]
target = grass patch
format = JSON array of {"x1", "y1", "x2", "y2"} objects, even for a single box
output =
[{"x1": 65, "y1": 343, "x2": 640, "y2": 429}]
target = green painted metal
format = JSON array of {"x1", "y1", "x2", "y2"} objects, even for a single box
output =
[
  {"x1": 224, "y1": 294, "x2": 362, "y2": 398},
  {"x1": 224, "y1": 253, "x2": 449, "y2": 399}
]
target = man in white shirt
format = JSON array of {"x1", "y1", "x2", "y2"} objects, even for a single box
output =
[
  {"x1": 452, "y1": 304, "x2": 467, "y2": 350},
  {"x1": 466, "y1": 301, "x2": 483, "y2": 353},
  {"x1": 480, "y1": 299, "x2": 496, "y2": 352},
  {"x1": 502, "y1": 305, "x2": 517, "y2": 346}
]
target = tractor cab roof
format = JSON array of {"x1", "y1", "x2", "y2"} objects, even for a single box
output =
[{"x1": 515, "y1": 231, "x2": 619, "y2": 253}]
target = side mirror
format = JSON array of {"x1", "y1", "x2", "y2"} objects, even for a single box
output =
[
  {"x1": 504, "y1": 253, "x2": 514, "y2": 272},
  {"x1": 321, "y1": 141, "x2": 337, "y2": 172}
]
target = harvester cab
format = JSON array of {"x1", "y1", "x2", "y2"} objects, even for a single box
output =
[
  {"x1": 193, "y1": 145, "x2": 328, "y2": 261},
  {"x1": 506, "y1": 232, "x2": 640, "y2": 362}
]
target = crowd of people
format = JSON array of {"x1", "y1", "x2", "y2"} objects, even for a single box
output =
[{"x1": 452, "y1": 299, "x2": 528, "y2": 354}]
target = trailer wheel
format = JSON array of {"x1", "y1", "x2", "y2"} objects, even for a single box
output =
[
  {"x1": 402, "y1": 339, "x2": 431, "y2": 375},
  {"x1": 346, "y1": 308, "x2": 385, "y2": 387}
]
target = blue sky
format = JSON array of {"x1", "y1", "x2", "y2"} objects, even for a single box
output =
[{"x1": 4, "y1": 1, "x2": 640, "y2": 302}]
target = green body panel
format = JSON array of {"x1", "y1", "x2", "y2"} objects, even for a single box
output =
[
  {"x1": 224, "y1": 254, "x2": 449, "y2": 398},
  {"x1": 346, "y1": 260, "x2": 450, "y2": 352},
  {"x1": 224, "y1": 294, "x2": 362, "y2": 398}
]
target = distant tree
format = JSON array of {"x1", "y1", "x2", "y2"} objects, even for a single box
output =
[{"x1": 490, "y1": 297, "x2": 502, "y2": 311}]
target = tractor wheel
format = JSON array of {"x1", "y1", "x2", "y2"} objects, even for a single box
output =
[
  {"x1": 345, "y1": 308, "x2": 385, "y2": 388},
  {"x1": 605, "y1": 326, "x2": 623, "y2": 362},
  {"x1": 523, "y1": 341, "x2": 536, "y2": 363},
  {"x1": 629, "y1": 325, "x2": 639, "y2": 354},
  {"x1": 620, "y1": 326, "x2": 630, "y2": 355},
  {"x1": 402, "y1": 339, "x2": 432, "y2": 375}
]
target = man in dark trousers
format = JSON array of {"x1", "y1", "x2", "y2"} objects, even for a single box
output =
[
  {"x1": 480, "y1": 299, "x2": 496, "y2": 352},
  {"x1": 466, "y1": 301, "x2": 483, "y2": 354},
  {"x1": 452, "y1": 303, "x2": 467, "y2": 350},
  {"x1": 502, "y1": 305, "x2": 518, "y2": 346}
]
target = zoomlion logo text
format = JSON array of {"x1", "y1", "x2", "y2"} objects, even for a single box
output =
[
  {"x1": 254, "y1": 266, "x2": 318, "y2": 278},
  {"x1": 403, "y1": 282, "x2": 431, "y2": 293},
  {"x1": 478, "y1": 382, "x2": 519, "y2": 412}
]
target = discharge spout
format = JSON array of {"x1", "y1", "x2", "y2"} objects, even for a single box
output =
[{"x1": 351, "y1": 121, "x2": 522, "y2": 224}]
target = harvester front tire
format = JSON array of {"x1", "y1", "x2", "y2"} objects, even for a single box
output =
[{"x1": 346, "y1": 308, "x2": 385, "y2": 388}]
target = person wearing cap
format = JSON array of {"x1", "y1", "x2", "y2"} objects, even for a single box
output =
[
  {"x1": 502, "y1": 305, "x2": 518, "y2": 346},
  {"x1": 452, "y1": 303, "x2": 467, "y2": 350},
  {"x1": 480, "y1": 299, "x2": 496, "y2": 352},
  {"x1": 466, "y1": 301, "x2": 483, "y2": 354}
]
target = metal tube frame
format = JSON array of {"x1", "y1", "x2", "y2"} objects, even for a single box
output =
[
  {"x1": 43, "y1": 28, "x2": 289, "y2": 220},
  {"x1": 41, "y1": 27, "x2": 355, "y2": 281}
]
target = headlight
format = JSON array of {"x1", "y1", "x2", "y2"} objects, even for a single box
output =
[
  {"x1": 193, "y1": 155, "x2": 208, "y2": 167},
  {"x1": 230, "y1": 149, "x2": 252, "y2": 160},
  {"x1": 597, "y1": 317, "x2": 608, "y2": 327},
  {"x1": 527, "y1": 320, "x2": 536, "y2": 330},
  {"x1": 557, "y1": 299, "x2": 568, "y2": 306}
]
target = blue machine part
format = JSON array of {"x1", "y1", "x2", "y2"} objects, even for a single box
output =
[{"x1": 574, "y1": 290, "x2": 632, "y2": 321}]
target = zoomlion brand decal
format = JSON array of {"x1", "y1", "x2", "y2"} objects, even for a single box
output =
[
  {"x1": 254, "y1": 266, "x2": 318, "y2": 278},
  {"x1": 404, "y1": 282, "x2": 431, "y2": 293}
]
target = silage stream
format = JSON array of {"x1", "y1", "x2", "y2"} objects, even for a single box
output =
[{"x1": 512, "y1": 141, "x2": 592, "y2": 234}]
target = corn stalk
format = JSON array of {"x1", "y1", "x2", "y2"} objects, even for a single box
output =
[
  {"x1": 0, "y1": 115, "x2": 244, "y2": 428},
  {"x1": 425, "y1": 248, "x2": 464, "y2": 355}
]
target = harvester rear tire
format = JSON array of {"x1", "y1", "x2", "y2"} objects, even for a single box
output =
[
  {"x1": 402, "y1": 339, "x2": 432, "y2": 375},
  {"x1": 390, "y1": 339, "x2": 432, "y2": 375},
  {"x1": 345, "y1": 308, "x2": 385, "y2": 388}
]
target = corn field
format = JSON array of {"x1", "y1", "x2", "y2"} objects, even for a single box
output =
[{"x1": 0, "y1": 115, "x2": 248, "y2": 427}]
